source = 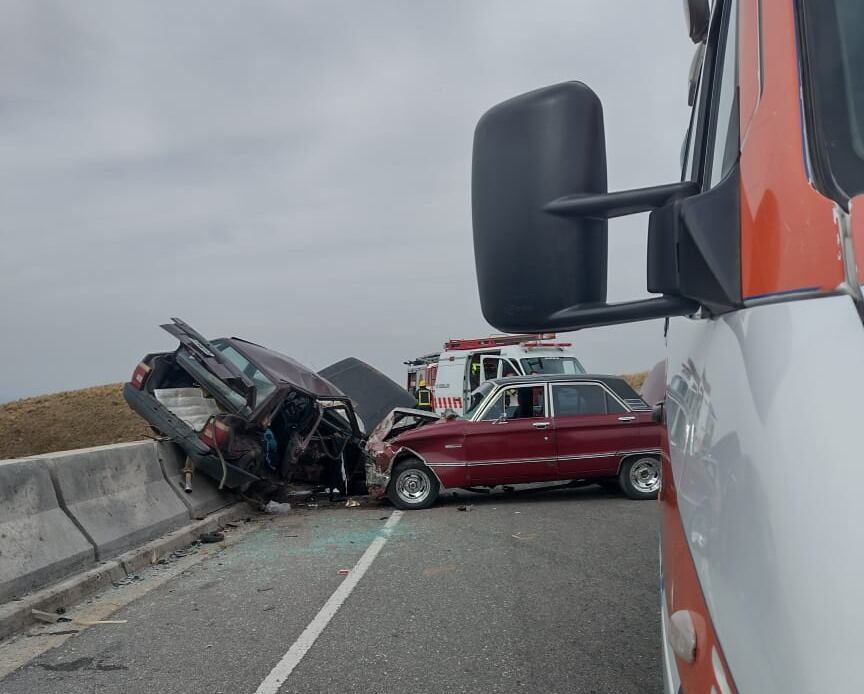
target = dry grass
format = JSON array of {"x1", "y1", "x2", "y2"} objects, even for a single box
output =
[
  {"x1": 0, "y1": 384, "x2": 150, "y2": 460},
  {"x1": 0, "y1": 371, "x2": 653, "y2": 459},
  {"x1": 622, "y1": 371, "x2": 649, "y2": 392}
]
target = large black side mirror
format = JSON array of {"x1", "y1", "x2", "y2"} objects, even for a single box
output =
[
  {"x1": 472, "y1": 82, "x2": 608, "y2": 333},
  {"x1": 472, "y1": 82, "x2": 700, "y2": 333}
]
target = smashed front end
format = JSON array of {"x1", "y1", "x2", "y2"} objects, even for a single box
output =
[{"x1": 363, "y1": 408, "x2": 441, "y2": 497}]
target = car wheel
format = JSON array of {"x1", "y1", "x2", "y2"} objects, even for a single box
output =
[
  {"x1": 387, "y1": 458, "x2": 440, "y2": 510},
  {"x1": 618, "y1": 456, "x2": 661, "y2": 500}
]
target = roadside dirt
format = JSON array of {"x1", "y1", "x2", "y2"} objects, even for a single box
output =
[
  {"x1": 0, "y1": 384, "x2": 148, "y2": 460},
  {"x1": 0, "y1": 372, "x2": 650, "y2": 459}
]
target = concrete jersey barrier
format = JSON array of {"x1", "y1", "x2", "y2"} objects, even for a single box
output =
[
  {"x1": 156, "y1": 441, "x2": 234, "y2": 518},
  {"x1": 47, "y1": 441, "x2": 190, "y2": 560},
  {"x1": 0, "y1": 458, "x2": 94, "y2": 603}
]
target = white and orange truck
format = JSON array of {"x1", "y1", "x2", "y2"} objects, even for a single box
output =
[
  {"x1": 468, "y1": 0, "x2": 864, "y2": 691},
  {"x1": 405, "y1": 333, "x2": 585, "y2": 415}
]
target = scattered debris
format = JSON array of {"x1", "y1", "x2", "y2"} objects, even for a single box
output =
[
  {"x1": 112, "y1": 574, "x2": 143, "y2": 587},
  {"x1": 457, "y1": 505, "x2": 473, "y2": 512},
  {"x1": 264, "y1": 501, "x2": 292, "y2": 514},
  {"x1": 337, "y1": 569, "x2": 350, "y2": 575},
  {"x1": 32, "y1": 609, "x2": 71, "y2": 624},
  {"x1": 423, "y1": 565, "x2": 458, "y2": 577},
  {"x1": 199, "y1": 531, "x2": 225, "y2": 544},
  {"x1": 345, "y1": 498, "x2": 361, "y2": 508},
  {"x1": 26, "y1": 630, "x2": 80, "y2": 637}
]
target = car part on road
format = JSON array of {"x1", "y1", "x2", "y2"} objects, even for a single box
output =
[
  {"x1": 387, "y1": 458, "x2": 440, "y2": 510},
  {"x1": 618, "y1": 456, "x2": 661, "y2": 500},
  {"x1": 198, "y1": 532, "x2": 225, "y2": 544}
]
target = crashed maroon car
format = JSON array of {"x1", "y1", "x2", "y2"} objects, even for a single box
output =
[
  {"x1": 366, "y1": 374, "x2": 662, "y2": 509},
  {"x1": 124, "y1": 318, "x2": 374, "y2": 500}
]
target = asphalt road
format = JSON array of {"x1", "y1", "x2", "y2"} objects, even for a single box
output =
[{"x1": 0, "y1": 486, "x2": 661, "y2": 694}]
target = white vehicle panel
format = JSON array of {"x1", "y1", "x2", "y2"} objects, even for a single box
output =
[{"x1": 667, "y1": 294, "x2": 864, "y2": 693}]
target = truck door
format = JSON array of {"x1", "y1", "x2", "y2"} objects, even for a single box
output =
[{"x1": 479, "y1": 355, "x2": 519, "y2": 381}]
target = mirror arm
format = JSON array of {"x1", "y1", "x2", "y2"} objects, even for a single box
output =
[
  {"x1": 544, "y1": 181, "x2": 699, "y2": 220},
  {"x1": 546, "y1": 296, "x2": 700, "y2": 331}
]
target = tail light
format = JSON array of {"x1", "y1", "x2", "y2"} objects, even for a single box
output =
[
  {"x1": 130, "y1": 362, "x2": 152, "y2": 390},
  {"x1": 200, "y1": 418, "x2": 231, "y2": 449}
]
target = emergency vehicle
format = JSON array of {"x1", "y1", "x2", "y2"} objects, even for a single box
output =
[
  {"x1": 405, "y1": 334, "x2": 585, "y2": 415},
  {"x1": 468, "y1": 0, "x2": 863, "y2": 691}
]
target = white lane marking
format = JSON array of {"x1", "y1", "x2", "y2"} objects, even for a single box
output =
[{"x1": 254, "y1": 511, "x2": 404, "y2": 694}]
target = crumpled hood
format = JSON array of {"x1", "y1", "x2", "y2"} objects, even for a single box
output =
[{"x1": 318, "y1": 358, "x2": 416, "y2": 434}]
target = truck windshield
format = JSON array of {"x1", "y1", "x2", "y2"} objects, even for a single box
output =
[
  {"x1": 800, "y1": 0, "x2": 864, "y2": 200},
  {"x1": 520, "y1": 356, "x2": 585, "y2": 375}
]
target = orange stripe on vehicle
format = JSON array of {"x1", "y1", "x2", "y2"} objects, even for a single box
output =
[
  {"x1": 662, "y1": 451, "x2": 737, "y2": 692},
  {"x1": 739, "y1": 0, "x2": 842, "y2": 298}
]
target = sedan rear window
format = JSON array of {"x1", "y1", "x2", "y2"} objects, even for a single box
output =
[{"x1": 552, "y1": 384, "x2": 626, "y2": 416}]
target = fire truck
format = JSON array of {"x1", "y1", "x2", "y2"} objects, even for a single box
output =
[
  {"x1": 468, "y1": 0, "x2": 864, "y2": 691},
  {"x1": 405, "y1": 334, "x2": 585, "y2": 415}
]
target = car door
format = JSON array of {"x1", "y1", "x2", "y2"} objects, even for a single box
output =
[
  {"x1": 552, "y1": 382, "x2": 647, "y2": 476},
  {"x1": 463, "y1": 384, "x2": 558, "y2": 485}
]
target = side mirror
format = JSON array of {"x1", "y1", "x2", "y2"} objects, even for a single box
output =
[
  {"x1": 472, "y1": 82, "x2": 607, "y2": 333},
  {"x1": 472, "y1": 82, "x2": 701, "y2": 333}
]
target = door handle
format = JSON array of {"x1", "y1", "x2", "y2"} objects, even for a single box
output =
[
  {"x1": 532, "y1": 421, "x2": 550, "y2": 429},
  {"x1": 618, "y1": 416, "x2": 636, "y2": 422}
]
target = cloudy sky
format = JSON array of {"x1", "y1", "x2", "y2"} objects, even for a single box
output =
[{"x1": 0, "y1": 1, "x2": 694, "y2": 402}]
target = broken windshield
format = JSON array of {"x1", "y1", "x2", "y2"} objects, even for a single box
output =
[{"x1": 464, "y1": 382, "x2": 495, "y2": 419}]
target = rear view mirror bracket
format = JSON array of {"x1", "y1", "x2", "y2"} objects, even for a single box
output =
[{"x1": 544, "y1": 181, "x2": 699, "y2": 221}]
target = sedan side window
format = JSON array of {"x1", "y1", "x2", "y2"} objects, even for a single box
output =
[
  {"x1": 480, "y1": 386, "x2": 546, "y2": 421},
  {"x1": 553, "y1": 384, "x2": 625, "y2": 416}
]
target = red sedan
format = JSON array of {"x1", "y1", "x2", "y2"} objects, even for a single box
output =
[{"x1": 365, "y1": 374, "x2": 662, "y2": 509}]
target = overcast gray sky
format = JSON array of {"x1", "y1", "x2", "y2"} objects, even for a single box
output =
[{"x1": 0, "y1": 1, "x2": 694, "y2": 402}]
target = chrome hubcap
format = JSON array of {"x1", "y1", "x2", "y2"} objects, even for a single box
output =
[
  {"x1": 629, "y1": 458, "x2": 660, "y2": 493},
  {"x1": 395, "y1": 469, "x2": 431, "y2": 504}
]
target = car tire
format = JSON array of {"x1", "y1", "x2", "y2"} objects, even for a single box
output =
[
  {"x1": 387, "y1": 458, "x2": 440, "y2": 510},
  {"x1": 618, "y1": 456, "x2": 661, "y2": 500}
]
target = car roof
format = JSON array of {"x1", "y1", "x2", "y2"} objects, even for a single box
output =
[
  {"x1": 492, "y1": 373, "x2": 624, "y2": 386},
  {"x1": 489, "y1": 374, "x2": 645, "y2": 403},
  {"x1": 223, "y1": 337, "x2": 348, "y2": 400}
]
